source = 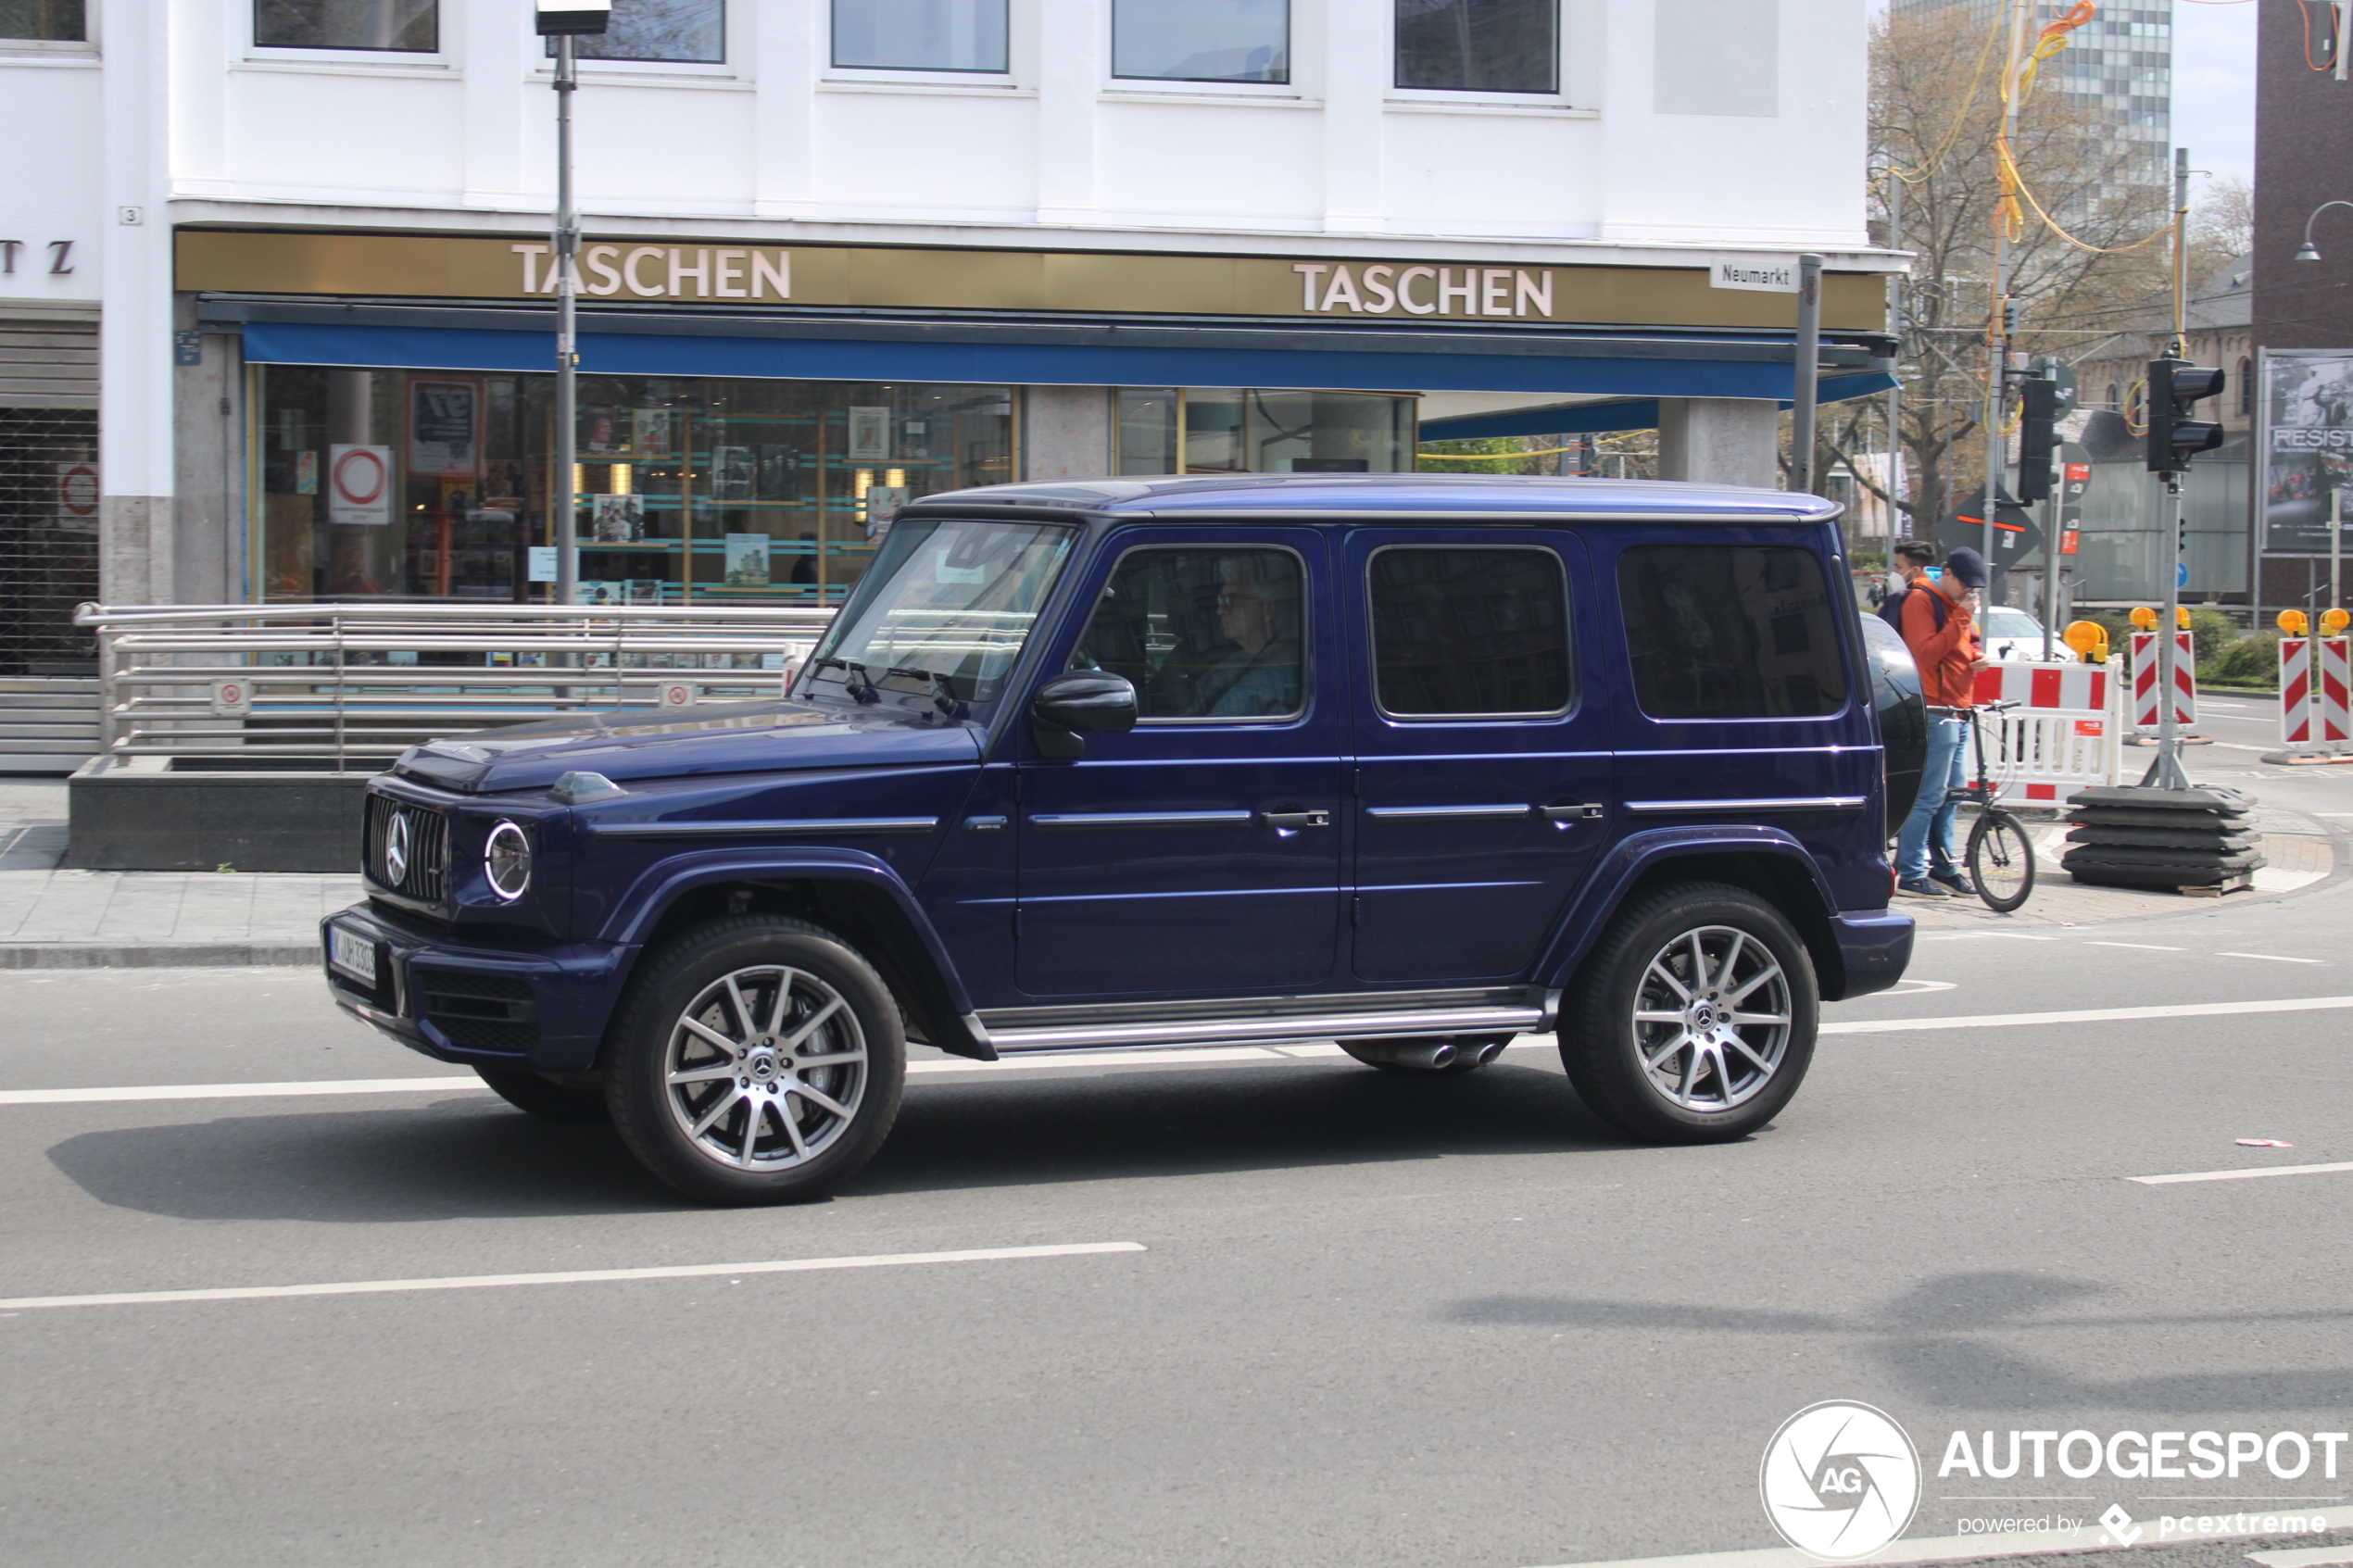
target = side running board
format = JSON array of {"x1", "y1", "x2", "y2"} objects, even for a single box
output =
[{"x1": 975, "y1": 991, "x2": 1561, "y2": 1056}]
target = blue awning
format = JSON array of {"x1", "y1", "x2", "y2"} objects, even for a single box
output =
[{"x1": 236, "y1": 320, "x2": 1885, "y2": 406}]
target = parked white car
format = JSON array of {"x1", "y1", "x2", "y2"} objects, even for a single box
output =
[{"x1": 1979, "y1": 606, "x2": 2052, "y2": 661}]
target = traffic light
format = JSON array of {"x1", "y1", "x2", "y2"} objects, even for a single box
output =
[
  {"x1": 2017, "y1": 376, "x2": 2060, "y2": 501},
  {"x1": 2145, "y1": 357, "x2": 2227, "y2": 474}
]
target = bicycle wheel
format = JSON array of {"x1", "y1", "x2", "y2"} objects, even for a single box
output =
[{"x1": 1968, "y1": 809, "x2": 2036, "y2": 912}]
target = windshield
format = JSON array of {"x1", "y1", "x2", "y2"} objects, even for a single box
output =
[{"x1": 801, "y1": 516, "x2": 1076, "y2": 709}]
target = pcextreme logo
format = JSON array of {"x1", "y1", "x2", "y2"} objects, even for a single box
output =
[{"x1": 1760, "y1": 1401, "x2": 1924, "y2": 1562}]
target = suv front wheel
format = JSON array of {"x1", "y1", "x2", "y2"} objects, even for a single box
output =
[
  {"x1": 606, "y1": 916, "x2": 906, "y2": 1205},
  {"x1": 1558, "y1": 884, "x2": 1818, "y2": 1143}
]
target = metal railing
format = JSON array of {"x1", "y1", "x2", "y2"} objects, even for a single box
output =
[{"x1": 74, "y1": 601, "x2": 835, "y2": 772}]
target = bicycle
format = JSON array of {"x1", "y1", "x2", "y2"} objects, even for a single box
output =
[{"x1": 1933, "y1": 697, "x2": 2036, "y2": 912}]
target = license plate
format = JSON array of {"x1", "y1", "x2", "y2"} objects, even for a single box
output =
[{"x1": 329, "y1": 924, "x2": 378, "y2": 985}]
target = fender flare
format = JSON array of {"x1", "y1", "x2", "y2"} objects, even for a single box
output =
[
  {"x1": 600, "y1": 847, "x2": 993, "y2": 1060},
  {"x1": 1534, "y1": 825, "x2": 1846, "y2": 997}
]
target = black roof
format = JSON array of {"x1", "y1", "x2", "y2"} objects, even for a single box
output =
[{"x1": 900, "y1": 472, "x2": 1841, "y2": 525}]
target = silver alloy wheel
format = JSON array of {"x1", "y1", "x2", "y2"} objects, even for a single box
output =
[
  {"x1": 1628, "y1": 923, "x2": 1793, "y2": 1114},
  {"x1": 662, "y1": 964, "x2": 869, "y2": 1170}
]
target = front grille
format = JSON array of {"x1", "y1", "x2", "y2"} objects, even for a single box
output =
[
  {"x1": 364, "y1": 793, "x2": 447, "y2": 901},
  {"x1": 417, "y1": 969, "x2": 537, "y2": 1055}
]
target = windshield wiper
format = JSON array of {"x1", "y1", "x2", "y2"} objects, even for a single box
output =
[
  {"x1": 808, "y1": 656, "x2": 877, "y2": 704},
  {"x1": 884, "y1": 666, "x2": 961, "y2": 719}
]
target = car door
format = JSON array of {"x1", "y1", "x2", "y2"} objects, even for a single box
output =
[
  {"x1": 1345, "y1": 530, "x2": 1615, "y2": 985},
  {"x1": 1013, "y1": 530, "x2": 1344, "y2": 997}
]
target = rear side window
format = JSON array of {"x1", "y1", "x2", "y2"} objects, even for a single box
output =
[
  {"x1": 1368, "y1": 546, "x2": 1572, "y2": 717},
  {"x1": 1617, "y1": 545, "x2": 1849, "y2": 719}
]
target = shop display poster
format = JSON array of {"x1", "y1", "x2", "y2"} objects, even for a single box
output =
[
  {"x1": 591, "y1": 494, "x2": 646, "y2": 542},
  {"x1": 847, "y1": 406, "x2": 891, "y2": 460},
  {"x1": 725, "y1": 533, "x2": 772, "y2": 587},
  {"x1": 409, "y1": 380, "x2": 480, "y2": 477},
  {"x1": 632, "y1": 408, "x2": 671, "y2": 457},
  {"x1": 327, "y1": 444, "x2": 395, "y2": 525}
]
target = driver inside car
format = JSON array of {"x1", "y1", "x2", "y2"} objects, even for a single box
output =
[{"x1": 1188, "y1": 555, "x2": 1302, "y2": 717}]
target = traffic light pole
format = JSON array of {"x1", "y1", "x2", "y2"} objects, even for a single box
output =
[
  {"x1": 2140, "y1": 475, "x2": 2193, "y2": 790},
  {"x1": 2042, "y1": 488, "x2": 2060, "y2": 661}
]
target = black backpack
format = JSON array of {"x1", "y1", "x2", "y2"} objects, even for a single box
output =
[{"x1": 1877, "y1": 581, "x2": 1947, "y2": 637}]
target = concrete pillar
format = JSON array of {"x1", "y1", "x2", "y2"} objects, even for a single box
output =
[
  {"x1": 1024, "y1": 387, "x2": 1112, "y2": 482},
  {"x1": 1655, "y1": 397, "x2": 1780, "y2": 490}
]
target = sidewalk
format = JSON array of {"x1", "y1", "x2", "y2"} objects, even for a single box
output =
[{"x1": 0, "y1": 781, "x2": 359, "y2": 968}]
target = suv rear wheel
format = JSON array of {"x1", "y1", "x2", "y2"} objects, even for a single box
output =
[
  {"x1": 1558, "y1": 884, "x2": 1817, "y2": 1143},
  {"x1": 605, "y1": 916, "x2": 905, "y2": 1205}
]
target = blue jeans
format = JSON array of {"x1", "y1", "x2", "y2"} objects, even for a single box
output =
[{"x1": 1897, "y1": 715, "x2": 1969, "y2": 881}]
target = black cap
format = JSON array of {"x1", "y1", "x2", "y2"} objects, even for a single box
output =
[{"x1": 1944, "y1": 546, "x2": 1988, "y2": 589}]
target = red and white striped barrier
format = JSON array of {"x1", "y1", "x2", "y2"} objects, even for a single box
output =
[
  {"x1": 2130, "y1": 632, "x2": 2196, "y2": 734},
  {"x1": 1968, "y1": 659, "x2": 2123, "y2": 804},
  {"x1": 2279, "y1": 636, "x2": 2351, "y2": 747}
]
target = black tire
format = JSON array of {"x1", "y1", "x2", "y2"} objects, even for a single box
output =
[
  {"x1": 1558, "y1": 883, "x2": 1818, "y2": 1143},
  {"x1": 604, "y1": 916, "x2": 905, "y2": 1206},
  {"x1": 475, "y1": 1066, "x2": 609, "y2": 1123},
  {"x1": 1338, "y1": 1035, "x2": 1512, "y2": 1073},
  {"x1": 1968, "y1": 810, "x2": 2036, "y2": 912}
]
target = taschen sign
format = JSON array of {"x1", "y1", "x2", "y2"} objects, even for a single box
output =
[{"x1": 175, "y1": 231, "x2": 1888, "y2": 332}]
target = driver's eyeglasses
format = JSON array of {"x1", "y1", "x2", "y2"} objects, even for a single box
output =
[{"x1": 1216, "y1": 591, "x2": 1275, "y2": 608}]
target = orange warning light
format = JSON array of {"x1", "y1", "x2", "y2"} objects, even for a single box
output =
[
  {"x1": 2128, "y1": 606, "x2": 2158, "y2": 630},
  {"x1": 2280, "y1": 609, "x2": 2311, "y2": 635},
  {"x1": 2323, "y1": 608, "x2": 2352, "y2": 635}
]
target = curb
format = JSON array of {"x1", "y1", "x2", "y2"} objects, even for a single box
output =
[{"x1": 0, "y1": 942, "x2": 320, "y2": 971}]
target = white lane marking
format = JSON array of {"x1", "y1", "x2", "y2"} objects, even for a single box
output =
[
  {"x1": 1892, "y1": 978, "x2": 1957, "y2": 994},
  {"x1": 1823, "y1": 995, "x2": 2353, "y2": 1035},
  {"x1": 2205, "y1": 741, "x2": 2274, "y2": 752},
  {"x1": 1521, "y1": 1505, "x2": 2353, "y2": 1568},
  {"x1": 0, "y1": 1076, "x2": 482, "y2": 1106},
  {"x1": 19, "y1": 999, "x2": 2353, "y2": 1102},
  {"x1": 2087, "y1": 941, "x2": 2188, "y2": 951},
  {"x1": 2248, "y1": 1548, "x2": 2353, "y2": 1568},
  {"x1": 2221, "y1": 952, "x2": 2326, "y2": 964},
  {"x1": 2130, "y1": 1161, "x2": 2353, "y2": 1186},
  {"x1": 0, "y1": 1242, "x2": 1149, "y2": 1312}
]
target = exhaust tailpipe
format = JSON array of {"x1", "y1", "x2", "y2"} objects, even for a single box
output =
[
  {"x1": 1386, "y1": 1040, "x2": 1457, "y2": 1071},
  {"x1": 1465, "y1": 1037, "x2": 1507, "y2": 1067}
]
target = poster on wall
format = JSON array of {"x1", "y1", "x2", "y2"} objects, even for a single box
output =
[
  {"x1": 632, "y1": 408, "x2": 671, "y2": 458},
  {"x1": 327, "y1": 444, "x2": 395, "y2": 524},
  {"x1": 846, "y1": 407, "x2": 891, "y2": 460},
  {"x1": 2258, "y1": 348, "x2": 2353, "y2": 555},
  {"x1": 409, "y1": 380, "x2": 480, "y2": 477},
  {"x1": 724, "y1": 533, "x2": 772, "y2": 587},
  {"x1": 591, "y1": 494, "x2": 645, "y2": 542}
]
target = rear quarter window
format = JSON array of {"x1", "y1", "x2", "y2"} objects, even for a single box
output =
[{"x1": 1617, "y1": 544, "x2": 1850, "y2": 719}]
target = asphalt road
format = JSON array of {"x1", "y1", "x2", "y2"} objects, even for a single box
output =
[{"x1": 2, "y1": 750, "x2": 2348, "y2": 1568}]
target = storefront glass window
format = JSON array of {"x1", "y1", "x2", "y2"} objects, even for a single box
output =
[
  {"x1": 0, "y1": 0, "x2": 86, "y2": 40},
  {"x1": 558, "y1": 0, "x2": 724, "y2": 63},
  {"x1": 832, "y1": 0, "x2": 1008, "y2": 72},
  {"x1": 1115, "y1": 389, "x2": 1179, "y2": 475},
  {"x1": 253, "y1": 368, "x2": 1015, "y2": 606},
  {"x1": 1395, "y1": 0, "x2": 1557, "y2": 94},
  {"x1": 1179, "y1": 390, "x2": 1414, "y2": 475},
  {"x1": 255, "y1": 0, "x2": 438, "y2": 52},
  {"x1": 1113, "y1": 0, "x2": 1289, "y2": 83}
]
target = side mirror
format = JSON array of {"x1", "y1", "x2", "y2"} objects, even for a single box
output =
[{"x1": 1030, "y1": 671, "x2": 1137, "y2": 759}]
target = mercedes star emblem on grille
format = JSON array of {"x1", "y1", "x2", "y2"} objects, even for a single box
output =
[{"x1": 384, "y1": 812, "x2": 411, "y2": 884}]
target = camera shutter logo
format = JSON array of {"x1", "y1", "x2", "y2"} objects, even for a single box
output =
[{"x1": 1759, "y1": 1401, "x2": 1921, "y2": 1561}]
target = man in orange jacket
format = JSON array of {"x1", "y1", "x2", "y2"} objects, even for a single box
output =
[{"x1": 1894, "y1": 546, "x2": 1990, "y2": 897}]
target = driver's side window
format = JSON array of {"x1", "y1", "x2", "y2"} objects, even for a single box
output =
[{"x1": 1065, "y1": 546, "x2": 1307, "y2": 721}]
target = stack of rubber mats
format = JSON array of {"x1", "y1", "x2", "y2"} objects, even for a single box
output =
[{"x1": 2060, "y1": 785, "x2": 2264, "y2": 888}]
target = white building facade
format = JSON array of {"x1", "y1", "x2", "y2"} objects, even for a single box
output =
[{"x1": 1, "y1": 0, "x2": 1894, "y2": 646}]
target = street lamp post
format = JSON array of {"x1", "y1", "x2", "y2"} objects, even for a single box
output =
[
  {"x1": 2298, "y1": 204, "x2": 2353, "y2": 621},
  {"x1": 535, "y1": 0, "x2": 611, "y2": 608},
  {"x1": 2293, "y1": 200, "x2": 2353, "y2": 264}
]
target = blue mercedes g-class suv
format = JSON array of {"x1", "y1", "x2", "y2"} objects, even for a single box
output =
[{"x1": 323, "y1": 475, "x2": 1916, "y2": 1204}]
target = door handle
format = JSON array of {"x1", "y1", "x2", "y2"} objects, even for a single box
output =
[
  {"x1": 1539, "y1": 803, "x2": 1605, "y2": 822},
  {"x1": 1259, "y1": 809, "x2": 1331, "y2": 830}
]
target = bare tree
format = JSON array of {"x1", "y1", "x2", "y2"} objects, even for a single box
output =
[{"x1": 1848, "y1": 6, "x2": 2174, "y2": 539}]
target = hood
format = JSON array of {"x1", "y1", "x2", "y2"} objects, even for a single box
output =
[{"x1": 391, "y1": 697, "x2": 983, "y2": 796}]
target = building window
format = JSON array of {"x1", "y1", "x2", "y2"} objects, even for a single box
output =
[
  {"x1": 832, "y1": 0, "x2": 1007, "y2": 72},
  {"x1": 2238, "y1": 358, "x2": 2252, "y2": 418},
  {"x1": 555, "y1": 0, "x2": 724, "y2": 64},
  {"x1": 1395, "y1": 0, "x2": 1557, "y2": 94},
  {"x1": 255, "y1": 0, "x2": 437, "y2": 51},
  {"x1": 1114, "y1": 0, "x2": 1289, "y2": 84},
  {"x1": 1180, "y1": 390, "x2": 1415, "y2": 473},
  {"x1": 0, "y1": 0, "x2": 84, "y2": 41},
  {"x1": 253, "y1": 368, "x2": 1014, "y2": 607}
]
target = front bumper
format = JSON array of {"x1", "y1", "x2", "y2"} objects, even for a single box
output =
[
  {"x1": 321, "y1": 903, "x2": 639, "y2": 1073},
  {"x1": 1825, "y1": 908, "x2": 1915, "y2": 1001}
]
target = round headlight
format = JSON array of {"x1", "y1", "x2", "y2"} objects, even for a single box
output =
[{"x1": 484, "y1": 821, "x2": 531, "y2": 901}]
